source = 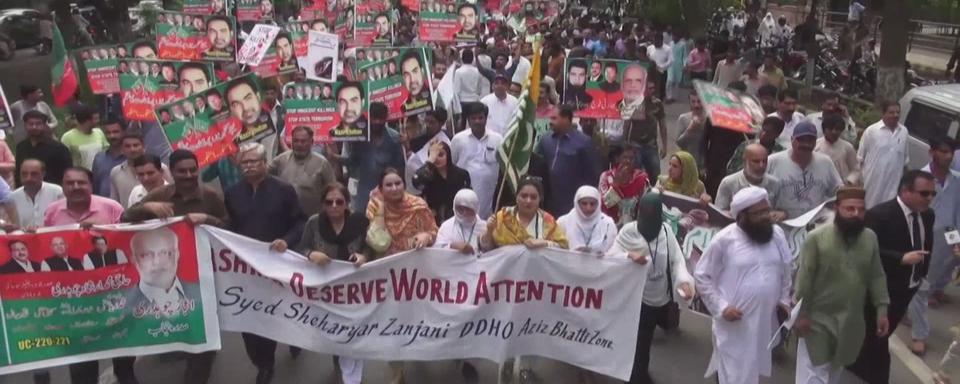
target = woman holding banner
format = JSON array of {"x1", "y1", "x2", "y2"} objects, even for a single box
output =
[
  {"x1": 299, "y1": 182, "x2": 370, "y2": 384},
  {"x1": 557, "y1": 186, "x2": 618, "y2": 255},
  {"x1": 608, "y1": 192, "x2": 694, "y2": 384},
  {"x1": 480, "y1": 176, "x2": 568, "y2": 384},
  {"x1": 655, "y1": 151, "x2": 712, "y2": 205},
  {"x1": 365, "y1": 168, "x2": 438, "y2": 384}
]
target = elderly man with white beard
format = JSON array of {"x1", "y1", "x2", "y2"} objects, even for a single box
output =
[{"x1": 694, "y1": 186, "x2": 794, "y2": 384}]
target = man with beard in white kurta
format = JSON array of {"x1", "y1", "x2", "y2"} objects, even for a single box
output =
[
  {"x1": 694, "y1": 186, "x2": 794, "y2": 384},
  {"x1": 859, "y1": 101, "x2": 909, "y2": 208}
]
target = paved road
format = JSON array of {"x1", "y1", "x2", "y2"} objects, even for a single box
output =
[{"x1": 0, "y1": 48, "x2": 52, "y2": 105}]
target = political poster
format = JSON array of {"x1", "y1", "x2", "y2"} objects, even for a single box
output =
[
  {"x1": 500, "y1": 0, "x2": 560, "y2": 23},
  {"x1": 237, "y1": 24, "x2": 281, "y2": 66},
  {"x1": 182, "y1": 0, "x2": 228, "y2": 15},
  {"x1": 0, "y1": 86, "x2": 12, "y2": 131},
  {"x1": 156, "y1": 12, "x2": 236, "y2": 62},
  {"x1": 299, "y1": 0, "x2": 331, "y2": 20},
  {"x1": 281, "y1": 81, "x2": 368, "y2": 144},
  {"x1": 453, "y1": 1, "x2": 481, "y2": 43},
  {"x1": 402, "y1": 0, "x2": 420, "y2": 11},
  {"x1": 334, "y1": 1, "x2": 355, "y2": 42},
  {"x1": 357, "y1": 47, "x2": 433, "y2": 120},
  {"x1": 236, "y1": 0, "x2": 275, "y2": 21},
  {"x1": 75, "y1": 42, "x2": 158, "y2": 95},
  {"x1": 562, "y1": 58, "x2": 648, "y2": 119},
  {"x1": 418, "y1": 0, "x2": 460, "y2": 42},
  {"x1": 0, "y1": 221, "x2": 220, "y2": 375},
  {"x1": 692, "y1": 80, "x2": 764, "y2": 134},
  {"x1": 154, "y1": 74, "x2": 271, "y2": 167},
  {"x1": 118, "y1": 59, "x2": 215, "y2": 122},
  {"x1": 204, "y1": 226, "x2": 646, "y2": 381},
  {"x1": 283, "y1": 19, "x2": 332, "y2": 58},
  {"x1": 302, "y1": 31, "x2": 340, "y2": 83},
  {"x1": 353, "y1": 1, "x2": 392, "y2": 47}
]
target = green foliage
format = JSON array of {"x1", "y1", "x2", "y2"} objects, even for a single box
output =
[{"x1": 626, "y1": 0, "x2": 740, "y2": 25}]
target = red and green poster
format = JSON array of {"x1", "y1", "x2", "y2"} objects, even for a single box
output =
[
  {"x1": 562, "y1": 58, "x2": 648, "y2": 119},
  {"x1": 0, "y1": 85, "x2": 12, "y2": 131},
  {"x1": 692, "y1": 80, "x2": 764, "y2": 134},
  {"x1": 356, "y1": 47, "x2": 433, "y2": 120},
  {"x1": 119, "y1": 59, "x2": 214, "y2": 122},
  {"x1": 453, "y1": 1, "x2": 481, "y2": 43},
  {"x1": 156, "y1": 12, "x2": 236, "y2": 62},
  {"x1": 282, "y1": 80, "x2": 368, "y2": 145},
  {"x1": 51, "y1": 24, "x2": 78, "y2": 107},
  {"x1": 182, "y1": 0, "x2": 228, "y2": 14},
  {"x1": 236, "y1": 0, "x2": 275, "y2": 21},
  {"x1": 0, "y1": 221, "x2": 219, "y2": 375},
  {"x1": 75, "y1": 41, "x2": 161, "y2": 95},
  {"x1": 354, "y1": 1, "x2": 392, "y2": 47},
  {"x1": 155, "y1": 74, "x2": 272, "y2": 167},
  {"x1": 299, "y1": 0, "x2": 329, "y2": 20},
  {"x1": 253, "y1": 46, "x2": 299, "y2": 79},
  {"x1": 418, "y1": 0, "x2": 460, "y2": 42},
  {"x1": 334, "y1": 2, "x2": 355, "y2": 43}
]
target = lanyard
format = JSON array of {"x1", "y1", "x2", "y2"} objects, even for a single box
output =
[
  {"x1": 578, "y1": 222, "x2": 598, "y2": 247},
  {"x1": 458, "y1": 222, "x2": 476, "y2": 245}
]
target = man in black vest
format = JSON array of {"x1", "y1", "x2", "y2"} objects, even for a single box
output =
[
  {"x1": 82, "y1": 235, "x2": 128, "y2": 269},
  {"x1": 40, "y1": 236, "x2": 84, "y2": 271}
]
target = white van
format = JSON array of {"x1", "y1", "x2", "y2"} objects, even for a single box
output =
[{"x1": 899, "y1": 84, "x2": 960, "y2": 169}]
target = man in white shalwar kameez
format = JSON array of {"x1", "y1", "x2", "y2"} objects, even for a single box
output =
[
  {"x1": 695, "y1": 186, "x2": 794, "y2": 384},
  {"x1": 859, "y1": 101, "x2": 909, "y2": 208}
]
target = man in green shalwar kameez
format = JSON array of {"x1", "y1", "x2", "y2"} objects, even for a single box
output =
[{"x1": 794, "y1": 186, "x2": 891, "y2": 383}]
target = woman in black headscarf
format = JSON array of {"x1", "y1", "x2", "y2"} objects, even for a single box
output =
[{"x1": 608, "y1": 192, "x2": 695, "y2": 384}]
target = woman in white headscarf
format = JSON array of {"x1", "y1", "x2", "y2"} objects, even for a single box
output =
[
  {"x1": 434, "y1": 189, "x2": 487, "y2": 254},
  {"x1": 558, "y1": 186, "x2": 618, "y2": 255}
]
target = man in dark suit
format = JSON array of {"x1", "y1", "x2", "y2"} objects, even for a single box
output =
[
  {"x1": 82, "y1": 235, "x2": 128, "y2": 269},
  {"x1": 0, "y1": 240, "x2": 41, "y2": 273},
  {"x1": 848, "y1": 170, "x2": 936, "y2": 383},
  {"x1": 40, "y1": 236, "x2": 84, "y2": 271}
]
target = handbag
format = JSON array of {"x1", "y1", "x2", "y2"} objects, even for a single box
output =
[
  {"x1": 657, "y1": 225, "x2": 681, "y2": 330},
  {"x1": 366, "y1": 205, "x2": 392, "y2": 254}
]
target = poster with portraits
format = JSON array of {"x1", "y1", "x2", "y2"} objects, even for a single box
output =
[
  {"x1": 182, "y1": 0, "x2": 229, "y2": 15},
  {"x1": 119, "y1": 59, "x2": 215, "y2": 122},
  {"x1": 282, "y1": 81, "x2": 368, "y2": 144},
  {"x1": 154, "y1": 75, "x2": 271, "y2": 167},
  {"x1": 0, "y1": 221, "x2": 220, "y2": 375},
  {"x1": 453, "y1": 1, "x2": 481, "y2": 43},
  {"x1": 562, "y1": 58, "x2": 647, "y2": 119},
  {"x1": 354, "y1": 1, "x2": 392, "y2": 47},
  {"x1": 0, "y1": 85, "x2": 12, "y2": 131},
  {"x1": 75, "y1": 42, "x2": 158, "y2": 95},
  {"x1": 156, "y1": 12, "x2": 236, "y2": 62},
  {"x1": 356, "y1": 47, "x2": 433, "y2": 120},
  {"x1": 692, "y1": 80, "x2": 764, "y2": 134},
  {"x1": 236, "y1": 0, "x2": 275, "y2": 21},
  {"x1": 334, "y1": 0, "x2": 355, "y2": 42},
  {"x1": 237, "y1": 24, "x2": 281, "y2": 66},
  {"x1": 500, "y1": 0, "x2": 560, "y2": 23},
  {"x1": 299, "y1": 0, "x2": 331, "y2": 20},
  {"x1": 302, "y1": 31, "x2": 339, "y2": 83},
  {"x1": 418, "y1": 0, "x2": 460, "y2": 42},
  {"x1": 284, "y1": 19, "x2": 332, "y2": 58}
]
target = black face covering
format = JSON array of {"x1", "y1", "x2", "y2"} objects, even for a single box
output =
[
  {"x1": 834, "y1": 214, "x2": 866, "y2": 241},
  {"x1": 636, "y1": 193, "x2": 663, "y2": 242}
]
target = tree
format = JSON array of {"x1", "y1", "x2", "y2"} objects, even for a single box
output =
[
  {"x1": 875, "y1": 0, "x2": 910, "y2": 102},
  {"x1": 680, "y1": 0, "x2": 708, "y2": 36}
]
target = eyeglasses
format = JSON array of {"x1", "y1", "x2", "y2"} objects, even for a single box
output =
[{"x1": 325, "y1": 199, "x2": 346, "y2": 206}]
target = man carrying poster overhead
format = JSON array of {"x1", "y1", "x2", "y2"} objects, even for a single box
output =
[{"x1": 400, "y1": 50, "x2": 430, "y2": 114}]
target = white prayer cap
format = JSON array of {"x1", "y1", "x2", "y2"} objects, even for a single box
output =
[{"x1": 730, "y1": 186, "x2": 769, "y2": 217}]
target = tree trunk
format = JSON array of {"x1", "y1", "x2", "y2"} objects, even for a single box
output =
[
  {"x1": 875, "y1": 0, "x2": 909, "y2": 103},
  {"x1": 679, "y1": 0, "x2": 706, "y2": 37}
]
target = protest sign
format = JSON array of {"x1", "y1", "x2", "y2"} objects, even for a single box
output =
[
  {"x1": 156, "y1": 12, "x2": 236, "y2": 62},
  {"x1": 500, "y1": 0, "x2": 560, "y2": 23},
  {"x1": 453, "y1": 1, "x2": 481, "y2": 43},
  {"x1": 354, "y1": 1, "x2": 392, "y2": 47},
  {"x1": 402, "y1": 0, "x2": 420, "y2": 11},
  {"x1": 182, "y1": 0, "x2": 228, "y2": 14},
  {"x1": 281, "y1": 81, "x2": 368, "y2": 145},
  {"x1": 154, "y1": 74, "x2": 271, "y2": 167},
  {"x1": 299, "y1": 0, "x2": 330, "y2": 20},
  {"x1": 75, "y1": 42, "x2": 157, "y2": 95},
  {"x1": 203, "y1": 226, "x2": 646, "y2": 381},
  {"x1": 236, "y1": 0, "x2": 275, "y2": 21},
  {"x1": 357, "y1": 47, "x2": 433, "y2": 120},
  {"x1": 302, "y1": 31, "x2": 340, "y2": 83},
  {"x1": 0, "y1": 221, "x2": 220, "y2": 375},
  {"x1": 0, "y1": 86, "x2": 11, "y2": 131},
  {"x1": 118, "y1": 59, "x2": 215, "y2": 122},
  {"x1": 284, "y1": 19, "x2": 331, "y2": 58},
  {"x1": 237, "y1": 24, "x2": 281, "y2": 66},
  {"x1": 692, "y1": 80, "x2": 764, "y2": 134},
  {"x1": 253, "y1": 46, "x2": 299, "y2": 79},
  {"x1": 334, "y1": 1, "x2": 355, "y2": 42},
  {"x1": 418, "y1": 0, "x2": 460, "y2": 42},
  {"x1": 563, "y1": 58, "x2": 647, "y2": 119}
]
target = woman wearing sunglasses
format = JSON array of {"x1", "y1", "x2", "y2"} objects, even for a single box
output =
[{"x1": 297, "y1": 182, "x2": 371, "y2": 384}]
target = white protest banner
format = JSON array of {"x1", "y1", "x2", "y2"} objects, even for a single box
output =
[
  {"x1": 237, "y1": 24, "x2": 282, "y2": 66},
  {"x1": 301, "y1": 31, "x2": 339, "y2": 83},
  {"x1": 202, "y1": 226, "x2": 645, "y2": 380}
]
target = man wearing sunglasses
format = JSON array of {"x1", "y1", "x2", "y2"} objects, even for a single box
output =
[
  {"x1": 224, "y1": 141, "x2": 307, "y2": 384},
  {"x1": 848, "y1": 170, "x2": 935, "y2": 383}
]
